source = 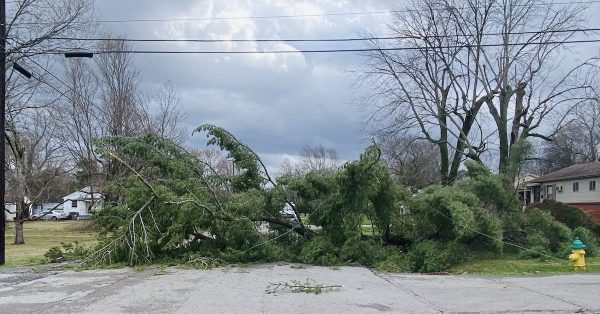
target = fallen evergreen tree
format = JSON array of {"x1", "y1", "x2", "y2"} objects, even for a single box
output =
[{"x1": 78, "y1": 125, "x2": 600, "y2": 272}]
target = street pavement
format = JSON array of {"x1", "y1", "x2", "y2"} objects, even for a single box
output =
[{"x1": 0, "y1": 264, "x2": 599, "y2": 313}]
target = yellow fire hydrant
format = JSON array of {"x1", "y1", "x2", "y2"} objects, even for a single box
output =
[{"x1": 568, "y1": 238, "x2": 586, "y2": 271}]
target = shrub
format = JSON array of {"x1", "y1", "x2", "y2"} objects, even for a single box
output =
[
  {"x1": 299, "y1": 237, "x2": 340, "y2": 265},
  {"x1": 408, "y1": 240, "x2": 468, "y2": 272},
  {"x1": 572, "y1": 227, "x2": 600, "y2": 257},
  {"x1": 375, "y1": 250, "x2": 411, "y2": 272},
  {"x1": 44, "y1": 247, "x2": 65, "y2": 263},
  {"x1": 533, "y1": 200, "x2": 598, "y2": 233},
  {"x1": 408, "y1": 186, "x2": 503, "y2": 253},
  {"x1": 61, "y1": 241, "x2": 91, "y2": 259},
  {"x1": 340, "y1": 240, "x2": 386, "y2": 266},
  {"x1": 521, "y1": 208, "x2": 572, "y2": 257}
]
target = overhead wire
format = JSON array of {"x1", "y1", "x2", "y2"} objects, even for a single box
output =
[
  {"x1": 6, "y1": 0, "x2": 600, "y2": 25},
  {"x1": 25, "y1": 57, "x2": 104, "y2": 119},
  {"x1": 33, "y1": 27, "x2": 600, "y2": 43},
  {"x1": 22, "y1": 38, "x2": 600, "y2": 55}
]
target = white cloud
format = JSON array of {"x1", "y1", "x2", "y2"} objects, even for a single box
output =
[{"x1": 95, "y1": 0, "x2": 395, "y2": 170}]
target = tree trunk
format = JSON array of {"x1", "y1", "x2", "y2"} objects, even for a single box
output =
[
  {"x1": 14, "y1": 220, "x2": 25, "y2": 245},
  {"x1": 13, "y1": 199, "x2": 26, "y2": 245}
]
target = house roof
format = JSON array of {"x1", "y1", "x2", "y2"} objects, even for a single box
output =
[
  {"x1": 531, "y1": 163, "x2": 600, "y2": 183},
  {"x1": 63, "y1": 186, "x2": 102, "y2": 201}
]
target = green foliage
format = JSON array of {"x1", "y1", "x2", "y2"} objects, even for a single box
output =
[
  {"x1": 339, "y1": 239, "x2": 386, "y2": 266},
  {"x1": 458, "y1": 161, "x2": 519, "y2": 213},
  {"x1": 573, "y1": 227, "x2": 599, "y2": 257},
  {"x1": 533, "y1": 200, "x2": 599, "y2": 234},
  {"x1": 500, "y1": 211, "x2": 528, "y2": 251},
  {"x1": 520, "y1": 208, "x2": 572, "y2": 258},
  {"x1": 44, "y1": 246, "x2": 65, "y2": 263},
  {"x1": 408, "y1": 185, "x2": 503, "y2": 252},
  {"x1": 91, "y1": 131, "x2": 309, "y2": 266},
  {"x1": 374, "y1": 251, "x2": 411, "y2": 272},
  {"x1": 87, "y1": 125, "x2": 593, "y2": 273},
  {"x1": 506, "y1": 140, "x2": 532, "y2": 182},
  {"x1": 44, "y1": 241, "x2": 90, "y2": 263},
  {"x1": 266, "y1": 279, "x2": 341, "y2": 294},
  {"x1": 195, "y1": 124, "x2": 263, "y2": 191},
  {"x1": 407, "y1": 240, "x2": 468, "y2": 272},
  {"x1": 282, "y1": 145, "x2": 407, "y2": 246},
  {"x1": 299, "y1": 237, "x2": 340, "y2": 265}
]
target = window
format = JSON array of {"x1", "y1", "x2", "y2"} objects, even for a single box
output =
[
  {"x1": 573, "y1": 182, "x2": 579, "y2": 192},
  {"x1": 71, "y1": 200, "x2": 77, "y2": 208},
  {"x1": 591, "y1": 181, "x2": 596, "y2": 191}
]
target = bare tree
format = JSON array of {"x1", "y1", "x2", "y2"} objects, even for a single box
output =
[
  {"x1": 192, "y1": 147, "x2": 233, "y2": 177},
  {"x1": 140, "y1": 80, "x2": 187, "y2": 143},
  {"x1": 280, "y1": 145, "x2": 341, "y2": 176},
  {"x1": 571, "y1": 100, "x2": 600, "y2": 163},
  {"x1": 5, "y1": 112, "x2": 70, "y2": 244},
  {"x1": 363, "y1": 0, "x2": 598, "y2": 184},
  {"x1": 4, "y1": 0, "x2": 94, "y2": 245},
  {"x1": 530, "y1": 100, "x2": 600, "y2": 174},
  {"x1": 379, "y1": 134, "x2": 440, "y2": 190},
  {"x1": 58, "y1": 58, "x2": 104, "y2": 188},
  {"x1": 299, "y1": 145, "x2": 340, "y2": 173},
  {"x1": 95, "y1": 36, "x2": 143, "y2": 138}
]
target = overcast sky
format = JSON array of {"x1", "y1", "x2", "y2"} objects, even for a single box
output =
[
  {"x1": 91, "y1": 0, "x2": 399, "y2": 173},
  {"x1": 92, "y1": 0, "x2": 600, "y2": 174}
]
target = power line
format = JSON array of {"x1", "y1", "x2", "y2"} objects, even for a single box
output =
[
  {"x1": 27, "y1": 38, "x2": 600, "y2": 55},
  {"x1": 27, "y1": 58, "x2": 102, "y2": 116},
  {"x1": 7, "y1": 0, "x2": 600, "y2": 25},
  {"x1": 36, "y1": 28, "x2": 600, "y2": 44}
]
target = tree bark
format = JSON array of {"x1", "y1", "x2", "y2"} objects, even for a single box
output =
[{"x1": 14, "y1": 201, "x2": 25, "y2": 245}]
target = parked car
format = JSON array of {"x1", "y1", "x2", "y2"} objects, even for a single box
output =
[
  {"x1": 33, "y1": 209, "x2": 68, "y2": 220},
  {"x1": 281, "y1": 203, "x2": 299, "y2": 225}
]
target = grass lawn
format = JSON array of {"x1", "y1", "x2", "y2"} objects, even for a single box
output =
[
  {"x1": 2, "y1": 221, "x2": 99, "y2": 268},
  {"x1": 450, "y1": 255, "x2": 600, "y2": 275}
]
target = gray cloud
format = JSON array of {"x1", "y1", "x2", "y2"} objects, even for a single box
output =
[{"x1": 95, "y1": 0, "x2": 397, "y2": 166}]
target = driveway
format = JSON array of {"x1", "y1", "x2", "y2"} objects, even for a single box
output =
[{"x1": 0, "y1": 264, "x2": 598, "y2": 313}]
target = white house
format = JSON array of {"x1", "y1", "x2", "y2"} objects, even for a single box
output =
[
  {"x1": 4, "y1": 203, "x2": 16, "y2": 221},
  {"x1": 62, "y1": 187, "x2": 103, "y2": 218},
  {"x1": 520, "y1": 163, "x2": 600, "y2": 222},
  {"x1": 30, "y1": 203, "x2": 64, "y2": 217}
]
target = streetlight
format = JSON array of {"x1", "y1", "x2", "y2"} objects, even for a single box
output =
[{"x1": 0, "y1": 0, "x2": 92, "y2": 264}]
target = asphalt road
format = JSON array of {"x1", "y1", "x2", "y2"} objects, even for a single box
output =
[{"x1": 0, "y1": 264, "x2": 599, "y2": 313}]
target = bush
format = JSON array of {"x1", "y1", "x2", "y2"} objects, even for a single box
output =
[
  {"x1": 501, "y1": 211, "x2": 528, "y2": 252},
  {"x1": 44, "y1": 241, "x2": 91, "y2": 263},
  {"x1": 61, "y1": 241, "x2": 91, "y2": 259},
  {"x1": 533, "y1": 200, "x2": 598, "y2": 233},
  {"x1": 521, "y1": 208, "x2": 572, "y2": 257},
  {"x1": 408, "y1": 240, "x2": 468, "y2": 273},
  {"x1": 299, "y1": 237, "x2": 340, "y2": 265},
  {"x1": 408, "y1": 186, "x2": 503, "y2": 253},
  {"x1": 572, "y1": 227, "x2": 600, "y2": 257},
  {"x1": 44, "y1": 247, "x2": 65, "y2": 263},
  {"x1": 375, "y1": 250, "x2": 411, "y2": 272},
  {"x1": 339, "y1": 240, "x2": 387, "y2": 266}
]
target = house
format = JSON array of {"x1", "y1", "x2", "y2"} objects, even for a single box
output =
[
  {"x1": 4, "y1": 203, "x2": 16, "y2": 222},
  {"x1": 516, "y1": 173, "x2": 540, "y2": 207},
  {"x1": 62, "y1": 187, "x2": 103, "y2": 219},
  {"x1": 520, "y1": 163, "x2": 600, "y2": 222},
  {"x1": 30, "y1": 203, "x2": 64, "y2": 217}
]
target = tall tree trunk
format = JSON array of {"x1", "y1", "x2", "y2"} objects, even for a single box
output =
[
  {"x1": 14, "y1": 221, "x2": 25, "y2": 245},
  {"x1": 14, "y1": 201, "x2": 25, "y2": 245}
]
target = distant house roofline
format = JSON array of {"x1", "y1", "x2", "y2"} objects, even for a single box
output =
[
  {"x1": 62, "y1": 186, "x2": 103, "y2": 201},
  {"x1": 530, "y1": 162, "x2": 600, "y2": 183}
]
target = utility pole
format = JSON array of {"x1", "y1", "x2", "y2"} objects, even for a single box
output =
[{"x1": 0, "y1": 0, "x2": 6, "y2": 265}]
